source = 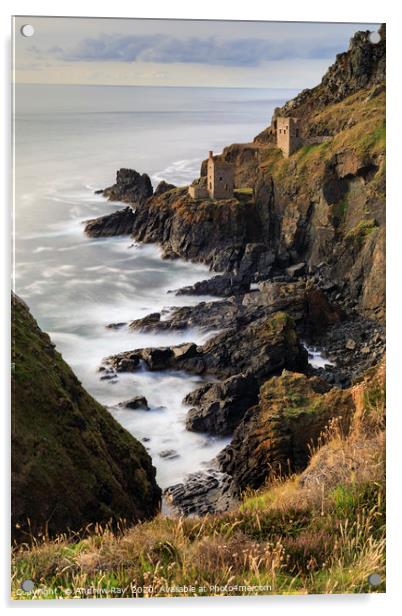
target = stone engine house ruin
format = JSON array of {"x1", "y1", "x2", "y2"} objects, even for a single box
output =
[
  {"x1": 188, "y1": 151, "x2": 235, "y2": 200},
  {"x1": 273, "y1": 116, "x2": 331, "y2": 158},
  {"x1": 275, "y1": 117, "x2": 302, "y2": 158},
  {"x1": 207, "y1": 150, "x2": 234, "y2": 199}
]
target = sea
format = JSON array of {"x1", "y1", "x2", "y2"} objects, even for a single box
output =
[{"x1": 13, "y1": 84, "x2": 297, "y2": 488}]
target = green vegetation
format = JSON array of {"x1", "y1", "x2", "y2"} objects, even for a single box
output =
[
  {"x1": 264, "y1": 312, "x2": 297, "y2": 346},
  {"x1": 12, "y1": 363, "x2": 385, "y2": 598},
  {"x1": 283, "y1": 394, "x2": 323, "y2": 418},
  {"x1": 234, "y1": 187, "x2": 254, "y2": 195},
  {"x1": 234, "y1": 187, "x2": 254, "y2": 204},
  {"x1": 333, "y1": 197, "x2": 348, "y2": 225},
  {"x1": 357, "y1": 121, "x2": 386, "y2": 156},
  {"x1": 259, "y1": 90, "x2": 385, "y2": 190},
  {"x1": 296, "y1": 140, "x2": 332, "y2": 161},
  {"x1": 345, "y1": 219, "x2": 379, "y2": 243}
]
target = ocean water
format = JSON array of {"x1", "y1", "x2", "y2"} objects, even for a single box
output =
[{"x1": 13, "y1": 84, "x2": 295, "y2": 488}]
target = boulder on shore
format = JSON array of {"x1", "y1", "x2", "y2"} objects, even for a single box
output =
[
  {"x1": 175, "y1": 272, "x2": 251, "y2": 297},
  {"x1": 184, "y1": 372, "x2": 259, "y2": 436},
  {"x1": 119, "y1": 396, "x2": 150, "y2": 410},
  {"x1": 164, "y1": 469, "x2": 239, "y2": 516}
]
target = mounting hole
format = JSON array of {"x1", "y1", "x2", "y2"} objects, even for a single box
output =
[
  {"x1": 368, "y1": 31, "x2": 381, "y2": 44},
  {"x1": 21, "y1": 24, "x2": 34, "y2": 37},
  {"x1": 368, "y1": 573, "x2": 382, "y2": 586},
  {"x1": 20, "y1": 579, "x2": 35, "y2": 592}
]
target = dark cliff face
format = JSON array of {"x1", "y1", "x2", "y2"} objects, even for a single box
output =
[
  {"x1": 218, "y1": 371, "x2": 355, "y2": 490},
  {"x1": 11, "y1": 294, "x2": 161, "y2": 542},
  {"x1": 102, "y1": 185, "x2": 272, "y2": 275}
]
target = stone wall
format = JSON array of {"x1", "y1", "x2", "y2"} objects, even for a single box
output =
[
  {"x1": 188, "y1": 184, "x2": 209, "y2": 199},
  {"x1": 276, "y1": 117, "x2": 302, "y2": 157},
  {"x1": 188, "y1": 176, "x2": 209, "y2": 200},
  {"x1": 207, "y1": 154, "x2": 235, "y2": 199}
]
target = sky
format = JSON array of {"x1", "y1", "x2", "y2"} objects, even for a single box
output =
[{"x1": 13, "y1": 16, "x2": 380, "y2": 89}]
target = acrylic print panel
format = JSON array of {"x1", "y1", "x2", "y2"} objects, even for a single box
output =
[{"x1": 11, "y1": 15, "x2": 385, "y2": 599}]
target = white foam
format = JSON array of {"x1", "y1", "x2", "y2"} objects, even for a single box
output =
[
  {"x1": 33, "y1": 246, "x2": 54, "y2": 254},
  {"x1": 152, "y1": 157, "x2": 202, "y2": 186},
  {"x1": 304, "y1": 344, "x2": 335, "y2": 368}
]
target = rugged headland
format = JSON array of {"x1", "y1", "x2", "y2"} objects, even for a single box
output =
[
  {"x1": 84, "y1": 26, "x2": 385, "y2": 514},
  {"x1": 86, "y1": 26, "x2": 385, "y2": 322},
  {"x1": 12, "y1": 27, "x2": 386, "y2": 596}
]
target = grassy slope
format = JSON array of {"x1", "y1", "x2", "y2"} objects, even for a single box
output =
[
  {"x1": 259, "y1": 89, "x2": 385, "y2": 208},
  {"x1": 12, "y1": 295, "x2": 161, "y2": 542},
  {"x1": 12, "y1": 362, "x2": 385, "y2": 598}
]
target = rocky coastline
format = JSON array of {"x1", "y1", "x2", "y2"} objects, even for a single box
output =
[{"x1": 83, "y1": 27, "x2": 385, "y2": 516}]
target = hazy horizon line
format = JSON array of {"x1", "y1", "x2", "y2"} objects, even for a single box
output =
[{"x1": 14, "y1": 82, "x2": 303, "y2": 90}]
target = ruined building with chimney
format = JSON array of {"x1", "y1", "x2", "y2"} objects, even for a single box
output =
[{"x1": 188, "y1": 151, "x2": 235, "y2": 200}]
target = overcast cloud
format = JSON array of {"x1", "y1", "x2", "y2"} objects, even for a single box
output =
[
  {"x1": 14, "y1": 17, "x2": 380, "y2": 88},
  {"x1": 44, "y1": 33, "x2": 347, "y2": 66}
]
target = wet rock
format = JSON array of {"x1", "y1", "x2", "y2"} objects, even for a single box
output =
[
  {"x1": 195, "y1": 311, "x2": 308, "y2": 380},
  {"x1": 102, "y1": 168, "x2": 153, "y2": 204},
  {"x1": 159, "y1": 449, "x2": 179, "y2": 460},
  {"x1": 119, "y1": 396, "x2": 149, "y2": 411},
  {"x1": 307, "y1": 317, "x2": 385, "y2": 384},
  {"x1": 185, "y1": 372, "x2": 259, "y2": 436},
  {"x1": 106, "y1": 311, "x2": 308, "y2": 384},
  {"x1": 164, "y1": 469, "x2": 239, "y2": 516},
  {"x1": 142, "y1": 348, "x2": 174, "y2": 370},
  {"x1": 115, "y1": 355, "x2": 141, "y2": 372},
  {"x1": 175, "y1": 273, "x2": 250, "y2": 297},
  {"x1": 84, "y1": 207, "x2": 136, "y2": 237},
  {"x1": 172, "y1": 343, "x2": 198, "y2": 360},
  {"x1": 304, "y1": 288, "x2": 344, "y2": 334},
  {"x1": 286, "y1": 262, "x2": 306, "y2": 278},
  {"x1": 126, "y1": 185, "x2": 269, "y2": 275},
  {"x1": 129, "y1": 312, "x2": 161, "y2": 330},
  {"x1": 128, "y1": 299, "x2": 238, "y2": 334},
  {"x1": 100, "y1": 372, "x2": 117, "y2": 381}
]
